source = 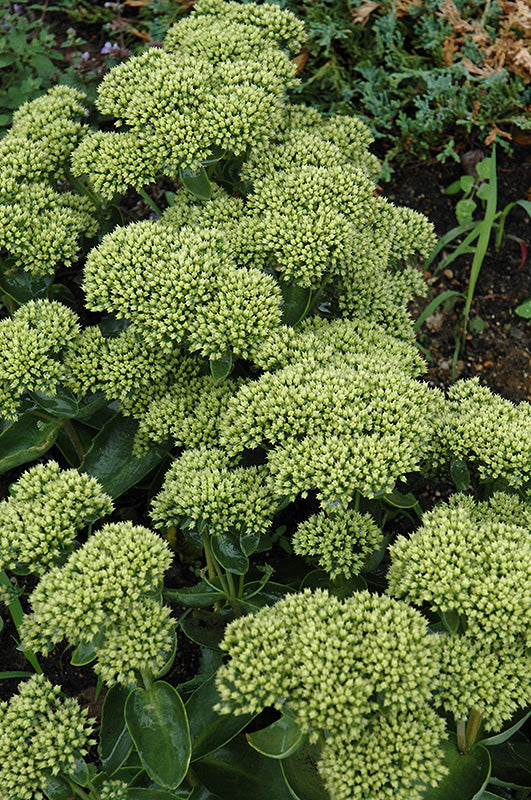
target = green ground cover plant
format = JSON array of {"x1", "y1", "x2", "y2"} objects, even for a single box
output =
[{"x1": 0, "y1": 1, "x2": 529, "y2": 798}]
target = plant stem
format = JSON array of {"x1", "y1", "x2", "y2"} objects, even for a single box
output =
[
  {"x1": 138, "y1": 187, "x2": 163, "y2": 218},
  {"x1": 140, "y1": 668, "x2": 153, "y2": 691},
  {"x1": 61, "y1": 419, "x2": 85, "y2": 463},
  {"x1": 202, "y1": 531, "x2": 229, "y2": 595},
  {"x1": 0, "y1": 570, "x2": 42, "y2": 674},
  {"x1": 465, "y1": 709, "x2": 483, "y2": 750},
  {"x1": 456, "y1": 717, "x2": 468, "y2": 753}
]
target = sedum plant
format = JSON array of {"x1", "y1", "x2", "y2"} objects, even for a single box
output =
[
  {"x1": 216, "y1": 588, "x2": 448, "y2": 800},
  {"x1": 0, "y1": 675, "x2": 95, "y2": 800},
  {"x1": 0, "y1": 87, "x2": 99, "y2": 279},
  {"x1": 1, "y1": 2, "x2": 530, "y2": 798},
  {"x1": 21, "y1": 522, "x2": 175, "y2": 687},
  {"x1": 388, "y1": 492, "x2": 531, "y2": 746},
  {"x1": 0, "y1": 460, "x2": 112, "y2": 582}
]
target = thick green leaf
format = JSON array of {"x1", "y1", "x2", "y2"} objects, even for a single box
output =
[
  {"x1": 481, "y1": 709, "x2": 531, "y2": 746},
  {"x1": 80, "y1": 414, "x2": 164, "y2": 498},
  {"x1": 41, "y1": 772, "x2": 74, "y2": 800},
  {"x1": 75, "y1": 392, "x2": 110, "y2": 422},
  {"x1": 422, "y1": 740, "x2": 491, "y2": 800},
  {"x1": 180, "y1": 166, "x2": 212, "y2": 200},
  {"x1": 383, "y1": 488, "x2": 419, "y2": 508},
  {"x1": 280, "y1": 741, "x2": 329, "y2": 800},
  {"x1": 450, "y1": 458, "x2": 471, "y2": 491},
  {"x1": 278, "y1": 281, "x2": 312, "y2": 326},
  {"x1": 29, "y1": 387, "x2": 79, "y2": 418},
  {"x1": 99, "y1": 684, "x2": 134, "y2": 775},
  {"x1": 248, "y1": 715, "x2": 305, "y2": 759},
  {"x1": 0, "y1": 414, "x2": 60, "y2": 475},
  {"x1": 489, "y1": 740, "x2": 531, "y2": 788},
  {"x1": 240, "y1": 529, "x2": 262, "y2": 557},
  {"x1": 0, "y1": 269, "x2": 53, "y2": 303},
  {"x1": 186, "y1": 674, "x2": 256, "y2": 761},
  {"x1": 125, "y1": 681, "x2": 191, "y2": 790},
  {"x1": 238, "y1": 581, "x2": 290, "y2": 612},
  {"x1": 165, "y1": 580, "x2": 225, "y2": 609},
  {"x1": 440, "y1": 608, "x2": 460, "y2": 634},
  {"x1": 193, "y1": 735, "x2": 293, "y2": 800},
  {"x1": 516, "y1": 199, "x2": 531, "y2": 217},
  {"x1": 211, "y1": 533, "x2": 249, "y2": 575},
  {"x1": 180, "y1": 610, "x2": 230, "y2": 650},
  {"x1": 70, "y1": 633, "x2": 102, "y2": 666},
  {"x1": 69, "y1": 755, "x2": 90, "y2": 787},
  {"x1": 126, "y1": 790, "x2": 187, "y2": 800},
  {"x1": 299, "y1": 569, "x2": 366, "y2": 599},
  {"x1": 54, "y1": 421, "x2": 95, "y2": 468},
  {"x1": 210, "y1": 351, "x2": 232, "y2": 382}
]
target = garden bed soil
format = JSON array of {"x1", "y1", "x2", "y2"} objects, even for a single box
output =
[{"x1": 383, "y1": 144, "x2": 531, "y2": 402}]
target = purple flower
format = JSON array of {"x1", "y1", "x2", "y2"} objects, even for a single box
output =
[
  {"x1": 148, "y1": 212, "x2": 160, "y2": 220},
  {"x1": 80, "y1": 51, "x2": 91, "y2": 62},
  {"x1": 13, "y1": 3, "x2": 21, "y2": 12},
  {"x1": 100, "y1": 41, "x2": 120, "y2": 56}
]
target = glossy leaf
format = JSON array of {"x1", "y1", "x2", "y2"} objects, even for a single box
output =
[
  {"x1": 238, "y1": 581, "x2": 290, "y2": 612},
  {"x1": 69, "y1": 754, "x2": 90, "y2": 787},
  {"x1": 382, "y1": 488, "x2": 419, "y2": 508},
  {"x1": 125, "y1": 681, "x2": 191, "y2": 790},
  {"x1": 211, "y1": 533, "x2": 249, "y2": 575},
  {"x1": 0, "y1": 414, "x2": 60, "y2": 475},
  {"x1": 248, "y1": 714, "x2": 305, "y2": 759},
  {"x1": 489, "y1": 740, "x2": 531, "y2": 788},
  {"x1": 481, "y1": 709, "x2": 531, "y2": 746},
  {"x1": 278, "y1": 280, "x2": 312, "y2": 326},
  {"x1": 186, "y1": 673, "x2": 256, "y2": 761},
  {"x1": 193, "y1": 735, "x2": 293, "y2": 800},
  {"x1": 99, "y1": 684, "x2": 134, "y2": 775},
  {"x1": 29, "y1": 387, "x2": 79, "y2": 418},
  {"x1": 165, "y1": 580, "x2": 225, "y2": 609},
  {"x1": 440, "y1": 608, "x2": 460, "y2": 634},
  {"x1": 240, "y1": 529, "x2": 262, "y2": 557},
  {"x1": 299, "y1": 569, "x2": 366, "y2": 599},
  {"x1": 0, "y1": 269, "x2": 53, "y2": 304},
  {"x1": 180, "y1": 609, "x2": 230, "y2": 650},
  {"x1": 450, "y1": 458, "x2": 471, "y2": 491},
  {"x1": 41, "y1": 772, "x2": 74, "y2": 800},
  {"x1": 70, "y1": 628, "x2": 105, "y2": 666},
  {"x1": 126, "y1": 790, "x2": 187, "y2": 800},
  {"x1": 422, "y1": 740, "x2": 491, "y2": 800},
  {"x1": 210, "y1": 350, "x2": 232, "y2": 382},
  {"x1": 80, "y1": 413, "x2": 164, "y2": 498},
  {"x1": 280, "y1": 741, "x2": 328, "y2": 800},
  {"x1": 180, "y1": 166, "x2": 212, "y2": 200}
]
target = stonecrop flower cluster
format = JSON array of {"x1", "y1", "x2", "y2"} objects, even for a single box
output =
[
  {"x1": 0, "y1": 86, "x2": 97, "y2": 277},
  {"x1": 0, "y1": 674, "x2": 94, "y2": 800},
  {"x1": 217, "y1": 588, "x2": 447, "y2": 800},
  {"x1": 0, "y1": 460, "x2": 112, "y2": 580},
  {"x1": 219, "y1": 361, "x2": 445, "y2": 507},
  {"x1": 440, "y1": 377, "x2": 531, "y2": 487},
  {"x1": 0, "y1": 300, "x2": 80, "y2": 420},
  {"x1": 388, "y1": 492, "x2": 531, "y2": 729},
  {"x1": 72, "y1": 0, "x2": 305, "y2": 197},
  {"x1": 21, "y1": 522, "x2": 176, "y2": 686}
]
